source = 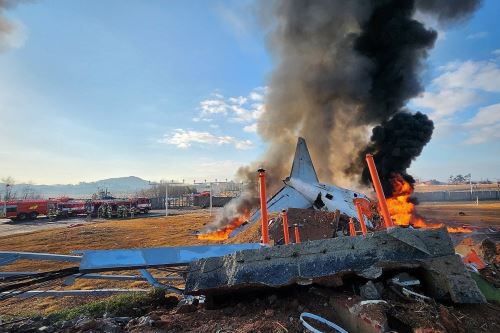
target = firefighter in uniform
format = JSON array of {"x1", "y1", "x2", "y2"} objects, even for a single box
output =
[
  {"x1": 48, "y1": 205, "x2": 58, "y2": 221},
  {"x1": 106, "y1": 204, "x2": 113, "y2": 219},
  {"x1": 85, "y1": 200, "x2": 93, "y2": 221},
  {"x1": 97, "y1": 204, "x2": 104, "y2": 218},
  {"x1": 118, "y1": 205, "x2": 125, "y2": 218},
  {"x1": 130, "y1": 205, "x2": 135, "y2": 218}
]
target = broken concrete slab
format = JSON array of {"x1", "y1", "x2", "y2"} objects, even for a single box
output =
[{"x1": 185, "y1": 228, "x2": 486, "y2": 303}]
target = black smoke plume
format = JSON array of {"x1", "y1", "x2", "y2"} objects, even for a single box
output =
[
  {"x1": 352, "y1": 0, "x2": 479, "y2": 194},
  {"x1": 361, "y1": 111, "x2": 434, "y2": 196},
  {"x1": 204, "y1": 0, "x2": 481, "y2": 232}
]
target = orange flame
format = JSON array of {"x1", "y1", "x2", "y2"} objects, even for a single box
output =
[
  {"x1": 386, "y1": 174, "x2": 471, "y2": 233},
  {"x1": 197, "y1": 213, "x2": 250, "y2": 241}
]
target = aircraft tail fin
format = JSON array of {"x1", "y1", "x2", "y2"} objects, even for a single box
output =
[{"x1": 289, "y1": 137, "x2": 319, "y2": 183}]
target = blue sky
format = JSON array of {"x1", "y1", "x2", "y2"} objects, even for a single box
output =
[{"x1": 0, "y1": 0, "x2": 499, "y2": 184}]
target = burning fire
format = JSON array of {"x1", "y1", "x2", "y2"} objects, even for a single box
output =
[
  {"x1": 386, "y1": 174, "x2": 471, "y2": 233},
  {"x1": 197, "y1": 212, "x2": 250, "y2": 241}
]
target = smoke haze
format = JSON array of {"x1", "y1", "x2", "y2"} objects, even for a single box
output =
[{"x1": 0, "y1": 0, "x2": 27, "y2": 52}]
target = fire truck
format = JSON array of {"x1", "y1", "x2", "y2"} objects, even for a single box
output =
[
  {"x1": 55, "y1": 198, "x2": 87, "y2": 217},
  {"x1": 0, "y1": 199, "x2": 59, "y2": 220},
  {"x1": 1, "y1": 197, "x2": 152, "y2": 221},
  {"x1": 134, "y1": 197, "x2": 152, "y2": 213}
]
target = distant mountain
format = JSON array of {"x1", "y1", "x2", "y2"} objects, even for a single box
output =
[{"x1": 0, "y1": 176, "x2": 151, "y2": 199}]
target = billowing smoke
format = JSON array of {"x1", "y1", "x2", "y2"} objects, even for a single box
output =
[
  {"x1": 360, "y1": 111, "x2": 434, "y2": 196},
  {"x1": 0, "y1": 0, "x2": 27, "y2": 52},
  {"x1": 199, "y1": 190, "x2": 259, "y2": 233},
  {"x1": 205, "y1": 0, "x2": 481, "y2": 232}
]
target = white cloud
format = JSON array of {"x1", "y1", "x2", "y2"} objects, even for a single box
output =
[
  {"x1": 493, "y1": 49, "x2": 500, "y2": 59},
  {"x1": 464, "y1": 103, "x2": 500, "y2": 144},
  {"x1": 466, "y1": 31, "x2": 488, "y2": 40},
  {"x1": 159, "y1": 129, "x2": 253, "y2": 150},
  {"x1": 243, "y1": 123, "x2": 257, "y2": 133},
  {"x1": 413, "y1": 89, "x2": 478, "y2": 120},
  {"x1": 413, "y1": 59, "x2": 500, "y2": 145},
  {"x1": 197, "y1": 87, "x2": 267, "y2": 123},
  {"x1": 465, "y1": 103, "x2": 500, "y2": 127},
  {"x1": 433, "y1": 60, "x2": 500, "y2": 93},
  {"x1": 199, "y1": 97, "x2": 228, "y2": 116},
  {"x1": 464, "y1": 123, "x2": 500, "y2": 144},
  {"x1": 228, "y1": 96, "x2": 247, "y2": 105}
]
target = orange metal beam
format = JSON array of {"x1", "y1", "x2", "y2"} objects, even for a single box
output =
[
  {"x1": 348, "y1": 217, "x2": 356, "y2": 236},
  {"x1": 258, "y1": 168, "x2": 270, "y2": 245},
  {"x1": 354, "y1": 202, "x2": 368, "y2": 236},
  {"x1": 365, "y1": 154, "x2": 393, "y2": 228},
  {"x1": 281, "y1": 209, "x2": 290, "y2": 245},
  {"x1": 294, "y1": 224, "x2": 301, "y2": 244}
]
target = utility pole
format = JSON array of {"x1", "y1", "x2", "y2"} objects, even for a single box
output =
[
  {"x1": 3, "y1": 184, "x2": 10, "y2": 218},
  {"x1": 209, "y1": 182, "x2": 213, "y2": 216},
  {"x1": 469, "y1": 173, "x2": 473, "y2": 201},
  {"x1": 165, "y1": 181, "x2": 169, "y2": 217}
]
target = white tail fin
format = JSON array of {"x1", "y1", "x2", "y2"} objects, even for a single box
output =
[{"x1": 289, "y1": 137, "x2": 319, "y2": 183}]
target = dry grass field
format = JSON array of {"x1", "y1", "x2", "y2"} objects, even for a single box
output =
[
  {"x1": 0, "y1": 212, "x2": 220, "y2": 315},
  {"x1": 417, "y1": 201, "x2": 500, "y2": 227}
]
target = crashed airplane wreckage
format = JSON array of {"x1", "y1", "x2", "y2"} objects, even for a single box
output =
[
  {"x1": 0, "y1": 138, "x2": 486, "y2": 304},
  {"x1": 230, "y1": 137, "x2": 375, "y2": 239}
]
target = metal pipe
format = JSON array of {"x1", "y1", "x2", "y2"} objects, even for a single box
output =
[
  {"x1": 354, "y1": 202, "x2": 368, "y2": 236},
  {"x1": 294, "y1": 224, "x2": 301, "y2": 244},
  {"x1": 281, "y1": 209, "x2": 290, "y2": 245},
  {"x1": 258, "y1": 168, "x2": 269, "y2": 245},
  {"x1": 365, "y1": 154, "x2": 393, "y2": 228},
  {"x1": 348, "y1": 217, "x2": 356, "y2": 236},
  {"x1": 139, "y1": 269, "x2": 183, "y2": 294}
]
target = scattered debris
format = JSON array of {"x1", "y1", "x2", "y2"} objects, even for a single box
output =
[
  {"x1": 463, "y1": 249, "x2": 487, "y2": 270},
  {"x1": 186, "y1": 228, "x2": 486, "y2": 304},
  {"x1": 299, "y1": 312, "x2": 348, "y2": 333},
  {"x1": 360, "y1": 281, "x2": 380, "y2": 300},
  {"x1": 390, "y1": 272, "x2": 420, "y2": 287},
  {"x1": 401, "y1": 287, "x2": 432, "y2": 302}
]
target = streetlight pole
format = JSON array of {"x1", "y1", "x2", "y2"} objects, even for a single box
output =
[
  {"x1": 209, "y1": 182, "x2": 213, "y2": 217},
  {"x1": 469, "y1": 174, "x2": 473, "y2": 201},
  {"x1": 165, "y1": 182, "x2": 169, "y2": 217},
  {"x1": 3, "y1": 184, "x2": 10, "y2": 218}
]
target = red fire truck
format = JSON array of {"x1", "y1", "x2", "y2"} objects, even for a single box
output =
[
  {"x1": 56, "y1": 198, "x2": 87, "y2": 217},
  {"x1": 1, "y1": 197, "x2": 152, "y2": 221},
  {"x1": 0, "y1": 199, "x2": 59, "y2": 220},
  {"x1": 134, "y1": 197, "x2": 152, "y2": 213}
]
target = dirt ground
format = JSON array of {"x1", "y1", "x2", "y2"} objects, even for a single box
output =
[
  {"x1": 0, "y1": 201, "x2": 499, "y2": 318},
  {"x1": 416, "y1": 201, "x2": 500, "y2": 227}
]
